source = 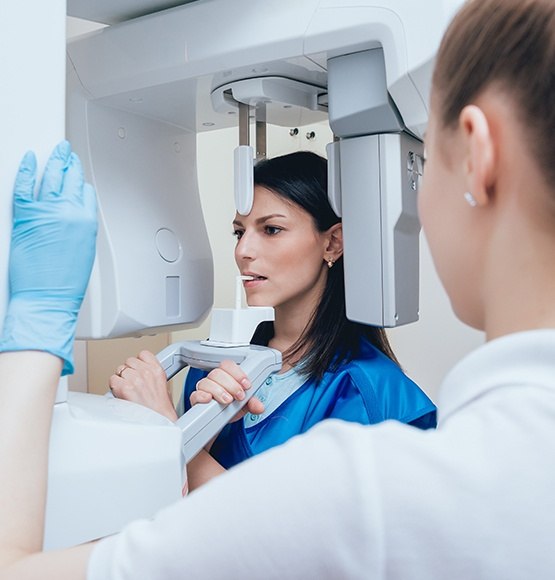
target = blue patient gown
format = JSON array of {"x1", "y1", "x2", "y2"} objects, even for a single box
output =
[{"x1": 183, "y1": 337, "x2": 436, "y2": 469}]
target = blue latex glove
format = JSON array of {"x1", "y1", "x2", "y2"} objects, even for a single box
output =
[{"x1": 0, "y1": 141, "x2": 98, "y2": 375}]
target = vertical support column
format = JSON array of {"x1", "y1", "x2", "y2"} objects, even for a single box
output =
[
  {"x1": 237, "y1": 101, "x2": 267, "y2": 159},
  {"x1": 0, "y1": 0, "x2": 67, "y2": 329},
  {"x1": 255, "y1": 103, "x2": 267, "y2": 161},
  {"x1": 238, "y1": 102, "x2": 251, "y2": 146}
]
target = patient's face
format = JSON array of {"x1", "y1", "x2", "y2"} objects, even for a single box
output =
[{"x1": 232, "y1": 186, "x2": 329, "y2": 317}]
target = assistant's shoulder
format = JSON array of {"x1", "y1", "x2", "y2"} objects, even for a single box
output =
[{"x1": 334, "y1": 338, "x2": 437, "y2": 427}]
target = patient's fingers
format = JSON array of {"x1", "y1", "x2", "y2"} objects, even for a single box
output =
[{"x1": 194, "y1": 360, "x2": 251, "y2": 404}]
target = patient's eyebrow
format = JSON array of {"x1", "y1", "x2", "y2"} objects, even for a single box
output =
[{"x1": 233, "y1": 213, "x2": 287, "y2": 227}]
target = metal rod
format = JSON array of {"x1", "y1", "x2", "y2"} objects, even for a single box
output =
[
  {"x1": 255, "y1": 102, "x2": 267, "y2": 160},
  {"x1": 255, "y1": 120, "x2": 267, "y2": 160},
  {"x1": 238, "y1": 102, "x2": 250, "y2": 146}
]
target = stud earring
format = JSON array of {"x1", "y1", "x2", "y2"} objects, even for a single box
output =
[
  {"x1": 463, "y1": 191, "x2": 478, "y2": 207},
  {"x1": 327, "y1": 258, "x2": 335, "y2": 269}
]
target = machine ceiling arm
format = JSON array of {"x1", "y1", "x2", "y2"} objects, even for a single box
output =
[{"x1": 67, "y1": 0, "x2": 199, "y2": 25}]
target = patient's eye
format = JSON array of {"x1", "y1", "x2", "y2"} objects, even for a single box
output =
[{"x1": 264, "y1": 226, "x2": 282, "y2": 236}]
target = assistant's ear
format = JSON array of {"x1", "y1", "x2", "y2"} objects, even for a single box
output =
[
  {"x1": 324, "y1": 223, "x2": 343, "y2": 263},
  {"x1": 459, "y1": 104, "x2": 496, "y2": 206}
]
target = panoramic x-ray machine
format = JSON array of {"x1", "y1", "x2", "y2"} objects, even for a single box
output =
[{"x1": 1, "y1": 0, "x2": 463, "y2": 549}]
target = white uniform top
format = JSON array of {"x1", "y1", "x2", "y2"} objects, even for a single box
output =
[{"x1": 88, "y1": 330, "x2": 555, "y2": 579}]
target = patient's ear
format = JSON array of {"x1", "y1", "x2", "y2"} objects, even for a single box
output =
[{"x1": 325, "y1": 223, "x2": 343, "y2": 261}]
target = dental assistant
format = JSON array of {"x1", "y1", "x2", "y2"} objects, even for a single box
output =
[{"x1": 111, "y1": 151, "x2": 436, "y2": 489}]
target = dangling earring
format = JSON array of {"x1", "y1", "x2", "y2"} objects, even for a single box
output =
[
  {"x1": 463, "y1": 191, "x2": 478, "y2": 207},
  {"x1": 327, "y1": 258, "x2": 335, "y2": 269}
]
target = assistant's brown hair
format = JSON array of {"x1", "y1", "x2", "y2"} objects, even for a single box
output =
[{"x1": 433, "y1": 0, "x2": 555, "y2": 185}]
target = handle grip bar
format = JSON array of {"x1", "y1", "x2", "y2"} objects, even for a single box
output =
[{"x1": 156, "y1": 341, "x2": 282, "y2": 464}]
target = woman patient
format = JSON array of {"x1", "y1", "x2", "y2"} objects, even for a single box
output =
[{"x1": 110, "y1": 151, "x2": 436, "y2": 490}]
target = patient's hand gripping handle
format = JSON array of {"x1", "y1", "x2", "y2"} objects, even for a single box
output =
[{"x1": 156, "y1": 341, "x2": 282, "y2": 464}]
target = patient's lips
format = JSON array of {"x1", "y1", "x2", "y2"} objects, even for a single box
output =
[{"x1": 242, "y1": 272, "x2": 266, "y2": 288}]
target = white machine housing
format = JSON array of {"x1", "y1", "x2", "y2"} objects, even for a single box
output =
[
  {"x1": 67, "y1": 0, "x2": 463, "y2": 334},
  {"x1": 45, "y1": 339, "x2": 281, "y2": 549},
  {"x1": 68, "y1": 62, "x2": 213, "y2": 339}
]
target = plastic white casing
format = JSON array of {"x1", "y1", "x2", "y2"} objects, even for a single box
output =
[
  {"x1": 44, "y1": 340, "x2": 281, "y2": 549},
  {"x1": 66, "y1": 0, "x2": 463, "y2": 335}
]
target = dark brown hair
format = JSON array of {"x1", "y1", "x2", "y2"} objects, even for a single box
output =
[
  {"x1": 433, "y1": 0, "x2": 555, "y2": 185},
  {"x1": 251, "y1": 151, "x2": 399, "y2": 382}
]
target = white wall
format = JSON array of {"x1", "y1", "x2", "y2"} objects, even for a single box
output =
[{"x1": 1, "y1": 2, "x2": 67, "y2": 332}]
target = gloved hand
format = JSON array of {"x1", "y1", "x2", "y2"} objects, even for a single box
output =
[{"x1": 0, "y1": 141, "x2": 98, "y2": 375}]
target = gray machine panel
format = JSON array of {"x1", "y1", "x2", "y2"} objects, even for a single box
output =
[{"x1": 67, "y1": 0, "x2": 198, "y2": 24}]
